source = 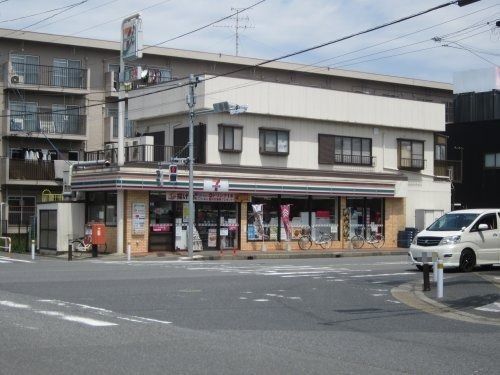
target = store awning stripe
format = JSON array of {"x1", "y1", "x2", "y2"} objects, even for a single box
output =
[{"x1": 72, "y1": 178, "x2": 395, "y2": 196}]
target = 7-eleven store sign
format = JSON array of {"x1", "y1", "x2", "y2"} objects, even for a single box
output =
[{"x1": 203, "y1": 179, "x2": 229, "y2": 192}]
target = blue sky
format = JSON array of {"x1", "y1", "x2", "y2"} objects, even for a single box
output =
[{"x1": 1, "y1": 0, "x2": 499, "y2": 83}]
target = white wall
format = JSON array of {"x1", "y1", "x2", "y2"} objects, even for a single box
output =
[
  {"x1": 404, "y1": 176, "x2": 450, "y2": 228},
  {"x1": 129, "y1": 76, "x2": 446, "y2": 133}
]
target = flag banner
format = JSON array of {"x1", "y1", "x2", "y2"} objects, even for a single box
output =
[
  {"x1": 252, "y1": 204, "x2": 264, "y2": 238},
  {"x1": 281, "y1": 204, "x2": 291, "y2": 241}
]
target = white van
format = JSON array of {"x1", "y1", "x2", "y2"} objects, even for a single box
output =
[{"x1": 409, "y1": 209, "x2": 500, "y2": 272}]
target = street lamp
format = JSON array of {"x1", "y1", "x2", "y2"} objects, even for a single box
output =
[{"x1": 186, "y1": 74, "x2": 248, "y2": 258}]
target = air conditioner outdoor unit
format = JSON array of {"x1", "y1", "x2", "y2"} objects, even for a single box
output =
[
  {"x1": 11, "y1": 75, "x2": 24, "y2": 84},
  {"x1": 104, "y1": 142, "x2": 117, "y2": 162},
  {"x1": 10, "y1": 117, "x2": 24, "y2": 131}
]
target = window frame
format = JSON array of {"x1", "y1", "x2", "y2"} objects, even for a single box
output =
[
  {"x1": 398, "y1": 138, "x2": 425, "y2": 170},
  {"x1": 484, "y1": 152, "x2": 500, "y2": 169},
  {"x1": 259, "y1": 128, "x2": 289, "y2": 156},
  {"x1": 218, "y1": 124, "x2": 243, "y2": 153},
  {"x1": 333, "y1": 135, "x2": 372, "y2": 166}
]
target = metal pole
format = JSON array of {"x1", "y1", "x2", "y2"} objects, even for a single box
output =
[
  {"x1": 187, "y1": 75, "x2": 196, "y2": 258},
  {"x1": 31, "y1": 239, "x2": 35, "y2": 260}
]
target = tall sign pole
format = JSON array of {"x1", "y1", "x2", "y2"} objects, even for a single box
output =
[
  {"x1": 187, "y1": 74, "x2": 196, "y2": 258},
  {"x1": 117, "y1": 14, "x2": 142, "y2": 254}
]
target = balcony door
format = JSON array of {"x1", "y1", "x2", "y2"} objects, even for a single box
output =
[
  {"x1": 10, "y1": 101, "x2": 38, "y2": 132},
  {"x1": 53, "y1": 59, "x2": 81, "y2": 88},
  {"x1": 11, "y1": 54, "x2": 39, "y2": 84},
  {"x1": 52, "y1": 104, "x2": 79, "y2": 134}
]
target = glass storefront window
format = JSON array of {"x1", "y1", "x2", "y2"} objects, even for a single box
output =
[
  {"x1": 311, "y1": 197, "x2": 338, "y2": 240},
  {"x1": 247, "y1": 196, "x2": 279, "y2": 241},
  {"x1": 281, "y1": 196, "x2": 309, "y2": 240},
  {"x1": 346, "y1": 197, "x2": 384, "y2": 238},
  {"x1": 87, "y1": 192, "x2": 116, "y2": 226},
  {"x1": 247, "y1": 195, "x2": 339, "y2": 242}
]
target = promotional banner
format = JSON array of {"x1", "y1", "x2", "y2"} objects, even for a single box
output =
[
  {"x1": 252, "y1": 204, "x2": 264, "y2": 238},
  {"x1": 281, "y1": 204, "x2": 292, "y2": 241}
]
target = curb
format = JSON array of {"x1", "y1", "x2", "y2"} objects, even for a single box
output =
[{"x1": 392, "y1": 281, "x2": 500, "y2": 327}]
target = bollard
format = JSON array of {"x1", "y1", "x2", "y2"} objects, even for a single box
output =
[
  {"x1": 31, "y1": 239, "x2": 35, "y2": 260},
  {"x1": 422, "y1": 251, "x2": 431, "y2": 291},
  {"x1": 436, "y1": 259, "x2": 444, "y2": 299},
  {"x1": 127, "y1": 242, "x2": 131, "y2": 262},
  {"x1": 432, "y1": 253, "x2": 438, "y2": 283},
  {"x1": 68, "y1": 242, "x2": 72, "y2": 261},
  {"x1": 92, "y1": 244, "x2": 98, "y2": 258}
]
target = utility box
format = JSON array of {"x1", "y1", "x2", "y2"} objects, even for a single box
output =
[{"x1": 91, "y1": 223, "x2": 106, "y2": 245}]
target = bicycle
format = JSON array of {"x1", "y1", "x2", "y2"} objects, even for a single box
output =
[
  {"x1": 298, "y1": 227, "x2": 333, "y2": 250},
  {"x1": 350, "y1": 228, "x2": 385, "y2": 249},
  {"x1": 70, "y1": 236, "x2": 108, "y2": 257},
  {"x1": 70, "y1": 236, "x2": 92, "y2": 257}
]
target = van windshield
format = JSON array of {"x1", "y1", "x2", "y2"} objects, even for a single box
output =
[{"x1": 427, "y1": 213, "x2": 479, "y2": 231}]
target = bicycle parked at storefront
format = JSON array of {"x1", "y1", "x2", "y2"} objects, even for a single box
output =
[
  {"x1": 350, "y1": 227, "x2": 385, "y2": 249},
  {"x1": 298, "y1": 226, "x2": 333, "y2": 250}
]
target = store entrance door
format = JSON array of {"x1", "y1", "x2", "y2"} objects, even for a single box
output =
[
  {"x1": 196, "y1": 202, "x2": 239, "y2": 251},
  {"x1": 149, "y1": 193, "x2": 175, "y2": 252}
]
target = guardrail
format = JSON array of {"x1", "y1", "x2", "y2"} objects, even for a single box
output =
[{"x1": 0, "y1": 236, "x2": 12, "y2": 253}]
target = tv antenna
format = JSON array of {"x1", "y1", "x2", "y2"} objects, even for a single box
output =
[{"x1": 214, "y1": 7, "x2": 254, "y2": 56}]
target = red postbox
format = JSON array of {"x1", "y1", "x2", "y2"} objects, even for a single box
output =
[{"x1": 91, "y1": 223, "x2": 106, "y2": 245}]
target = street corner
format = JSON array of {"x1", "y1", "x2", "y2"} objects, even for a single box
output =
[{"x1": 391, "y1": 273, "x2": 500, "y2": 327}]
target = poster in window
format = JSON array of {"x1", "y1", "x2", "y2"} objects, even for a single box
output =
[
  {"x1": 208, "y1": 228, "x2": 217, "y2": 247},
  {"x1": 277, "y1": 133, "x2": 288, "y2": 153},
  {"x1": 132, "y1": 203, "x2": 146, "y2": 235}
]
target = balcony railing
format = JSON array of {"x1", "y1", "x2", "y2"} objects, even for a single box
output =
[
  {"x1": 9, "y1": 109, "x2": 86, "y2": 135},
  {"x1": 434, "y1": 159, "x2": 462, "y2": 182},
  {"x1": 85, "y1": 145, "x2": 191, "y2": 164},
  {"x1": 9, "y1": 62, "x2": 88, "y2": 89},
  {"x1": 334, "y1": 154, "x2": 375, "y2": 166},
  {"x1": 399, "y1": 158, "x2": 425, "y2": 170},
  {"x1": 8, "y1": 159, "x2": 55, "y2": 181}
]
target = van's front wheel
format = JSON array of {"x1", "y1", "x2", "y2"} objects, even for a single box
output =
[{"x1": 459, "y1": 249, "x2": 476, "y2": 272}]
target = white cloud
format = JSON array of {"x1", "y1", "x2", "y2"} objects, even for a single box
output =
[{"x1": 0, "y1": 0, "x2": 498, "y2": 82}]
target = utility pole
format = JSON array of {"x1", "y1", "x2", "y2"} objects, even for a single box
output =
[
  {"x1": 214, "y1": 7, "x2": 253, "y2": 56},
  {"x1": 186, "y1": 74, "x2": 196, "y2": 258}
]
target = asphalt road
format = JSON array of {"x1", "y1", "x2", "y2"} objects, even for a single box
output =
[{"x1": 0, "y1": 254, "x2": 498, "y2": 375}]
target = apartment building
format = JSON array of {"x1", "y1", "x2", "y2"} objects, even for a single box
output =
[{"x1": 0, "y1": 28, "x2": 455, "y2": 252}]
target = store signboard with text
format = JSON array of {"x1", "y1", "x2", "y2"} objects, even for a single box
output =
[{"x1": 166, "y1": 192, "x2": 236, "y2": 202}]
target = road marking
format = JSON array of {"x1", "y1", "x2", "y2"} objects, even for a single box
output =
[
  {"x1": 38, "y1": 299, "x2": 172, "y2": 325},
  {"x1": 253, "y1": 299, "x2": 269, "y2": 302},
  {"x1": 475, "y1": 302, "x2": 500, "y2": 313},
  {"x1": 0, "y1": 256, "x2": 32, "y2": 263},
  {"x1": 0, "y1": 301, "x2": 30, "y2": 309}
]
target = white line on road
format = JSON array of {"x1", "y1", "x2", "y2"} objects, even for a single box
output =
[
  {"x1": 0, "y1": 256, "x2": 32, "y2": 263},
  {"x1": 475, "y1": 302, "x2": 500, "y2": 313},
  {"x1": 0, "y1": 301, "x2": 30, "y2": 309}
]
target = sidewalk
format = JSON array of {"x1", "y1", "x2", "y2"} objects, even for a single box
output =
[
  {"x1": 393, "y1": 268, "x2": 500, "y2": 326},
  {"x1": 91, "y1": 247, "x2": 409, "y2": 261}
]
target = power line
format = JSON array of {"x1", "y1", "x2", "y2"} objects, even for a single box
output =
[
  {"x1": 140, "y1": 0, "x2": 265, "y2": 54},
  {"x1": 49, "y1": 0, "x2": 174, "y2": 42},
  {"x1": 2, "y1": 1, "x2": 88, "y2": 38},
  {"x1": 30, "y1": 0, "x2": 120, "y2": 33},
  {"x1": 0, "y1": 1, "x2": 86, "y2": 23},
  {"x1": 0, "y1": 0, "x2": 479, "y2": 120}
]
